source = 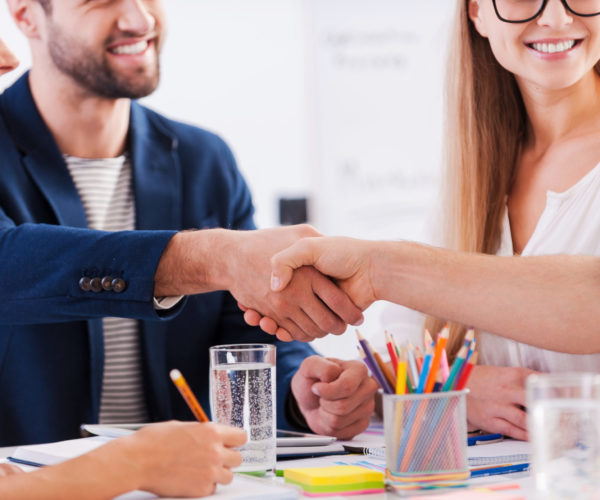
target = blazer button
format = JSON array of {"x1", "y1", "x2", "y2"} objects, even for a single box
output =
[
  {"x1": 90, "y1": 277, "x2": 103, "y2": 293},
  {"x1": 111, "y1": 278, "x2": 127, "y2": 293},
  {"x1": 101, "y1": 276, "x2": 113, "y2": 291},
  {"x1": 79, "y1": 277, "x2": 92, "y2": 292}
]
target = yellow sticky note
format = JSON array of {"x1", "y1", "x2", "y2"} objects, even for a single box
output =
[{"x1": 284, "y1": 465, "x2": 384, "y2": 486}]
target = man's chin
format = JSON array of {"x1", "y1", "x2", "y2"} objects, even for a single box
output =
[{"x1": 99, "y1": 70, "x2": 160, "y2": 99}]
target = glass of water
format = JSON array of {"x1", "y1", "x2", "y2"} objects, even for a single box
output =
[
  {"x1": 527, "y1": 372, "x2": 600, "y2": 500},
  {"x1": 209, "y1": 343, "x2": 276, "y2": 472}
]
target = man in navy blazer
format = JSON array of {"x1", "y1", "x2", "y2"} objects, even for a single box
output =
[{"x1": 0, "y1": 0, "x2": 378, "y2": 445}]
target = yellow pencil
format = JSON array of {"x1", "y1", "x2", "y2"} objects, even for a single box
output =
[
  {"x1": 396, "y1": 354, "x2": 407, "y2": 395},
  {"x1": 169, "y1": 369, "x2": 210, "y2": 422}
]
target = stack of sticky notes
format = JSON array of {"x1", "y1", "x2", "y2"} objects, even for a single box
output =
[{"x1": 284, "y1": 465, "x2": 384, "y2": 496}]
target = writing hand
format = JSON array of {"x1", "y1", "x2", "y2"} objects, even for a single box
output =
[
  {"x1": 130, "y1": 421, "x2": 247, "y2": 498},
  {"x1": 0, "y1": 464, "x2": 23, "y2": 477},
  {"x1": 291, "y1": 356, "x2": 378, "y2": 440},
  {"x1": 465, "y1": 365, "x2": 537, "y2": 441}
]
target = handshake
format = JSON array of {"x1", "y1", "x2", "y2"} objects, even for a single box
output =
[
  {"x1": 154, "y1": 224, "x2": 381, "y2": 440},
  {"x1": 154, "y1": 224, "x2": 381, "y2": 343}
]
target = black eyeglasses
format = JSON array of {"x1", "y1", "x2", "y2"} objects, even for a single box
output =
[{"x1": 492, "y1": 0, "x2": 600, "y2": 23}]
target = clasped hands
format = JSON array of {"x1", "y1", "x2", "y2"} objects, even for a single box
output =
[{"x1": 235, "y1": 227, "x2": 376, "y2": 343}]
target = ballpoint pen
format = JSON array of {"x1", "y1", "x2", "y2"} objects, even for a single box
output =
[{"x1": 467, "y1": 432, "x2": 503, "y2": 446}]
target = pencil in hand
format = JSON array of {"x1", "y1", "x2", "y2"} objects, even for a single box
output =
[{"x1": 169, "y1": 369, "x2": 210, "y2": 422}]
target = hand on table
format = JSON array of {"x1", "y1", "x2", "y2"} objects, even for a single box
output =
[
  {"x1": 465, "y1": 365, "x2": 538, "y2": 441},
  {"x1": 243, "y1": 236, "x2": 377, "y2": 341},
  {"x1": 291, "y1": 356, "x2": 378, "y2": 440}
]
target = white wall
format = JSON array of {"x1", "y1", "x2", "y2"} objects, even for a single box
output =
[
  {"x1": 0, "y1": 0, "x2": 313, "y2": 229},
  {"x1": 0, "y1": 1, "x2": 452, "y2": 358}
]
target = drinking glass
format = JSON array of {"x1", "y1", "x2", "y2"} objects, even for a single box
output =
[
  {"x1": 527, "y1": 372, "x2": 600, "y2": 500},
  {"x1": 209, "y1": 343, "x2": 276, "y2": 472}
]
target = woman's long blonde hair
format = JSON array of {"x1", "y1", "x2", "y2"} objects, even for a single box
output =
[
  {"x1": 425, "y1": 1, "x2": 600, "y2": 357},
  {"x1": 425, "y1": 0, "x2": 528, "y2": 358}
]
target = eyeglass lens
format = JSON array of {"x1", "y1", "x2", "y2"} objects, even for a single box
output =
[{"x1": 494, "y1": 0, "x2": 600, "y2": 22}]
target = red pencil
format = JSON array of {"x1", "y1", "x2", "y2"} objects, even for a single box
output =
[
  {"x1": 456, "y1": 352, "x2": 478, "y2": 390},
  {"x1": 385, "y1": 331, "x2": 399, "y2": 372}
]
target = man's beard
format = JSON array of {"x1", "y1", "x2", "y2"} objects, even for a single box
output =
[{"x1": 47, "y1": 24, "x2": 160, "y2": 99}]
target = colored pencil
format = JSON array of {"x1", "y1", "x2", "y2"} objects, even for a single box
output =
[
  {"x1": 433, "y1": 371, "x2": 443, "y2": 392},
  {"x1": 441, "y1": 345, "x2": 468, "y2": 391},
  {"x1": 464, "y1": 328, "x2": 475, "y2": 347},
  {"x1": 357, "y1": 344, "x2": 392, "y2": 393},
  {"x1": 390, "y1": 333, "x2": 401, "y2": 360},
  {"x1": 385, "y1": 331, "x2": 399, "y2": 372},
  {"x1": 406, "y1": 343, "x2": 419, "y2": 388},
  {"x1": 414, "y1": 345, "x2": 424, "y2": 372},
  {"x1": 416, "y1": 350, "x2": 432, "y2": 394},
  {"x1": 169, "y1": 369, "x2": 210, "y2": 422},
  {"x1": 395, "y1": 354, "x2": 407, "y2": 395},
  {"x1": 440, "y1": 348, "x2": 450, "y2": 383},
  {"x1": 456, "y1": 332, "x2": 476, "y2": 382},
  {"x1": 368, "y1": 338, "x2": 396, "y2": 391},
  {"x1": 465, "y1": 338, "x2": 476, "y2": 364},
  {"x1": 424, "y1": 329, "x2": 434, "y2": 350},
  {"x1": 424, "y1": 326, "x2": 449, "y2": 393},
  {"x1": 456, "y1": 351, "x2": 478, "y2": 390}
]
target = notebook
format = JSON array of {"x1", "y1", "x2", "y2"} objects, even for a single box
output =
[{"x1": 8, "y1": 437, "x2": 298, "y2": 500}]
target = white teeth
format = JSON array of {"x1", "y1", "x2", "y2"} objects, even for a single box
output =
[
  {"x1": 531, "y1": 40, "x2": 576, "y2": 54},
  {"x1": 110, "y1": 40, "x2": 148, "y2": 55}
]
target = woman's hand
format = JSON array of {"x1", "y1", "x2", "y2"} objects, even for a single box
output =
[
  {"x1": 465, "y1": 365, "x2": 538, "y2": 441},
  {"x1": 242, "y1": 236, "x2": 378, "y2": 341},
  {"x1": 129, "y1": 421, "x2": 247, "y2": 498},
  {"x1": 0, "y1": 464, "x2": 23, "y2": 477},
  {"x1": 270, "y1": 236, "x2": 378, "y2": 310}
]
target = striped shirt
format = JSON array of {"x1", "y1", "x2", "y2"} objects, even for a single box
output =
[{"x1": 65, "y1": 155, "x2": 148, "y2": 424}]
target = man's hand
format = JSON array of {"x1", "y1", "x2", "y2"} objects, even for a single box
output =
[
  {"x1": 270, "y1": 236, "x2": 378, "y2": 310},
  {"x1": 154, "y1": 226, "x2": 364, "y2": 341},
  {"x1": 242, "y1": 236, "x2": 377, "y2": 341},
  {"x1": 465, "y1": 365, "x2": 538, "y2": 441},
  {"x1": 291, "y1": 356, "x2": 378, "y2": 440}
]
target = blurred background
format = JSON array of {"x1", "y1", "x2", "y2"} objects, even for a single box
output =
[{"x1": 0, "y1": 0, "x2": 453, "y2": 357}]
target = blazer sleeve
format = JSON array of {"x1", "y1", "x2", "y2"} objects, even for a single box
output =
[{"x1": 0, "y1": 212, "x2": 179, "y2": 324}]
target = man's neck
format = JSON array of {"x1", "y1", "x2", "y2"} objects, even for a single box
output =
[{"x1": 29, "y1": 65, "x2": 131, "y2": 158}]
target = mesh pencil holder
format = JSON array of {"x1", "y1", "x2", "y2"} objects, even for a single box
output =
[{"x1": 383, "y1": 390, "x2": 469, "y2": 494}]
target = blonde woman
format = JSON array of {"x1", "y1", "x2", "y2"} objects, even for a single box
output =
[{"x1": 252, "y1": 0, "x2": 600, "y2": 440}]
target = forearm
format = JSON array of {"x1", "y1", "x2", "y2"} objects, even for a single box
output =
[
  {"x1": 154, "y1": 229, "x2": 236, "y2": 296},
  {"x1": 373, "y1": 241, "x2": 600, "y2": 354},
  {"x1": 0, "y1": 440, "x2": 141, "y2": 500}
]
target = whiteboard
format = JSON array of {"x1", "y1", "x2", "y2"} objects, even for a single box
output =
[{"x1": 307, "y1": 0, "x2": 454, "y2": 241}]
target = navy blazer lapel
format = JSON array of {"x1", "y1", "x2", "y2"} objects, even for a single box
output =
[
  {"x1": 130, "y1": 102, "x2": 182, "y2": 420},
  {"x1": 1, "y1": 73, "x2": 102, "y2": 419},
  {"x1": 0, "y1": 73, "x2": 87, "y2": 228},
  {"x1": 129, "y1": 102, "x2": 182, "y2": 231}
]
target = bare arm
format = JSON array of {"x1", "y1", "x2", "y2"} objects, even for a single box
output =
[
  {"x1": 270, "y1": 237, "x2": 600, "y2": 353},
  {"x1": 154, "y1": 226, "x2": 363, "y2": 339},
  {"x1": 0, "y1": 422, "x2": 246, "y2": 500}
]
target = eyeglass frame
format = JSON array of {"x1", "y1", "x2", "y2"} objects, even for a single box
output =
[{"x1": 491, "y1": 0, "x2": 600, "y2": 23}]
